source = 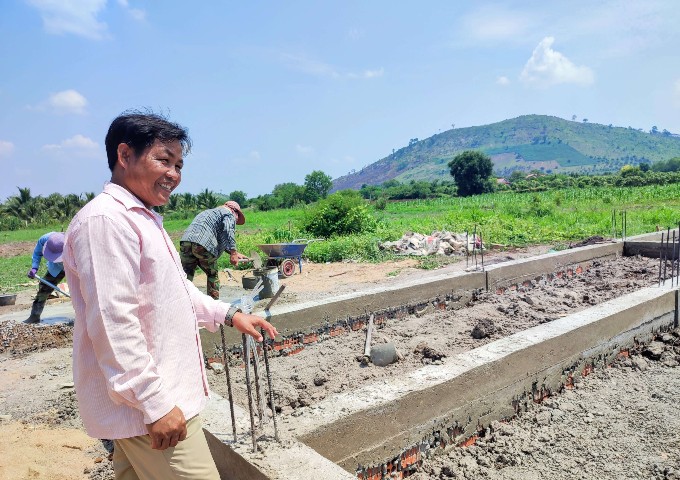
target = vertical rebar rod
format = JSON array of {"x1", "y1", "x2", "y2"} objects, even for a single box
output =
[
  {"x1": 480, "y1": 231, "x2": 485, "y2": 270},
  {"x1": 466, "y1": 230, "x2": 469, "y2": 268},
  {"x1": 473, "y1": 225, "x2": 478, "y2": 269},
  {"x1": 621, "y1": 211, "x2": 624, "y2": 242},
  {"x1": 659, "y1": 232, "x2": 665, "y2": 287},
  {"x1": 251, "y1": 341, "x2": 265, "y2": 425},
  {"x1": 261, "y1": 329, "x2": 280, "y2": 441},
  {"x1": 242, "y1": 334, "x2": 257, "y2": 452},
  {"x1": 663, "y1": 229, "x2": 670, "y2": 286},
  {"x1": 219, "y1": 325, "x2": 237, "y2": 442},
  {"x1": 613, "y1": 209, "x2": 617, "y2": 240},
  {"x1": 672, "y1": 230, "x2": 677, "y2": 287},
  {"x1": 677, "y1": 223, "x2": 680, "y2": 285}
]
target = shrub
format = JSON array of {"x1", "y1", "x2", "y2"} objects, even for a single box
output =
[{"x1": 301, "y1": 190, "x2": 377, "y2": 238}]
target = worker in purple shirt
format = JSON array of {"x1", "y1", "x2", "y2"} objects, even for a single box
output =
[{"x1": 25, "y1": 232, "x2": 65, "y2": 323}]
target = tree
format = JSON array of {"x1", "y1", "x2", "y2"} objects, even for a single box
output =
[
  {"x1": 195, "y1": 188, "x2": 218, "y2": 209},
  {"x1": 303, "y1": 170, "x2": 333, "y2": 203},
  {"x1": 572, "y1": 115, "x2": 577, "y2": 121},
  {"x1": 228, "y1": 190, "x2": 248, "y2": 207},
  {"x1": 273, "y1": 182, "x2": 305, "y2": 208},
  {"x1": 651, "y1": 126, "x2": 658, "y2": 135},
  {"x1": 447, "y1": 150, "x2": 495, "y2": 197}
]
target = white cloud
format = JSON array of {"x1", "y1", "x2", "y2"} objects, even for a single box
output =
[
  {"x1": 674, "y1": 79, "x2": 680, "y2": 107},
  {"x1": 496, "y1": 76, "x2": 510, "y2": 86},
  {"x1": 296, "y1": 144, "x2": 314, "y2": 155},
  {"x1": 27, "y1": 0, "x2": 108, "y2": 40},
  {"x1": 348, "y1": 68, "x2": 384, "y2": 79},
  {"x1": 117, "y1": 0, "x2": 145, "y2": 21},
  {"x1": 249, "y1": 150, "x2": 261, "y2": 161},
  {"x1": 0, "y1": 140, "x2": 15, "y2": 156},
  {"x1": 47, "y1": 89, "x2": 88, "y2": 114},
  {"x1": 281, "y1": 53, "x2": 383, "y2": 80},
  {"x1": 458, "y1": 5, "x2": 538, "y2": 44},
  {"x1": 43, "y1": 134, "x2": 99, "y2": 153},
  {"x1": 520, "y1": 37, "x2": 594, "y2": 87}
]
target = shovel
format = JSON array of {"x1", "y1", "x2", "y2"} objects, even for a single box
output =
[{"x1": 35, "y1": 275, "x2": 70, "y2": 298}]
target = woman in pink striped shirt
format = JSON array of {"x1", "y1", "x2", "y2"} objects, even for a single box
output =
[{"x1": 63, "y1": 112, "x2": 277, "y2": 480}]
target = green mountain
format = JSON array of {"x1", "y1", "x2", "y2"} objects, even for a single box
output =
[{"x1": 332, "y1": 115, "x2": 680, "y2": 190}]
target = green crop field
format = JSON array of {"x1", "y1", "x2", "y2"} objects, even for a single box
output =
[{"x1": 1, "y1": 183, "x2": 679, "y2": 292}]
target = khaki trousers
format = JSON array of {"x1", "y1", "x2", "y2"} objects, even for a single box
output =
[{"x1": 113, "y1": 416, "x2": 220, "y2": 480}]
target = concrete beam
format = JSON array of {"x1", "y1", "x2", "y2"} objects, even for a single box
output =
[
  {"x1": 291, "y1": 286, "x2": 677, "y2": 471},
  {"x1": 201, "y1": 270, "x2": 486, "y2": 350},
  {"x1": 485, "y1": 242, "x2": 622, "y2": 292},
  {"x1": 201, "y1": 392, "x2": 355, "y2": 480}
]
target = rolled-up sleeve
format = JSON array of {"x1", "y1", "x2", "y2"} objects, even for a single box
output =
[
  {"x1": 220, "y1": 214, "x2": 237, "y2": 252},
  {"x1": 71, "y1": 215, "x2": 175, "y2": 424}
]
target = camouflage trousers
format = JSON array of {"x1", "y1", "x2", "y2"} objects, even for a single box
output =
[
  {"x1": 180, "y1": 241, "x2": 220, "y2": 300},
  {"x1": 35, "y1": 270, "x2": 66, "y2": 304}
]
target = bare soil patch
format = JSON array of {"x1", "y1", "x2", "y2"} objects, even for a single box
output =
[
  {"x1": 414, "y1": 332, "x2": 680, "y2": 480},
  {"x1": 0, "y1": 240, "x2": 34, "y2": 258}
]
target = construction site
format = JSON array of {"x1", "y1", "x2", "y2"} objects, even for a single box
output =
[{"x1": 1, "y1": 229, "x2": 680, "y2": 480}]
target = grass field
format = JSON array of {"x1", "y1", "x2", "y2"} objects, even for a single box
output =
[{"x1": 1, "y1": 184, "x2": 679, "y2": 292}]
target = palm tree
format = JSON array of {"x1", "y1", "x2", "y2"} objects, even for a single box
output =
[{"x1": 196, "y1": 189, "x2": 217, "y2": 209}]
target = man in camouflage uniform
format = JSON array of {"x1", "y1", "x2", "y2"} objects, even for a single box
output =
[{"x1": 179, "y1": 201, "x2": 248, "y2": 299}]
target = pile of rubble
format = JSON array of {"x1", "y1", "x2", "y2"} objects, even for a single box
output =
[
  {"x1": 0, "y1": 320, "x2": 73, "y2": 356},
  {"x1": 379, "y1": 231, "x2": 481, "y2": 257}
]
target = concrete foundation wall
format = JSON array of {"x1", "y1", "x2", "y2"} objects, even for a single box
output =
[
  {"x1": 201, "y1": 271, "x2": 486, "y2": 349},
  {"x1": 197, "y1": 235, "x2": 676, "y2": 477},
  {"x1": 486, "y1": 242, "x2": 622, "y2": 292},
  {"x1": 296, "y1": 287, "x2": 677, "y2": 471}
]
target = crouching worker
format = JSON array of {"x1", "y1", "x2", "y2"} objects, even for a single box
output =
[
  {"x1": 180, "y1": 200, "x2": 249, "y2": 300},
  {"x1": 63, "y1": 111, "x2": 277, "y2": 480},
  {"x1": 25, "y1": 232, "x2": 65, "y2": 324}
]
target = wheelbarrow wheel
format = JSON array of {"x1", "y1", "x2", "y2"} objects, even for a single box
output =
[{"x1": 280, "y1": 259, "x2": 296, "y2": 277}]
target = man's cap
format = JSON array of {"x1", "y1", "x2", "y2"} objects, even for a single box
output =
[
  {"x1": 43, "y1": 232, "x2": 65, "y2": 263},
  {"x1": 224, "y1": 201, "x2": 245, "y2": 225}
]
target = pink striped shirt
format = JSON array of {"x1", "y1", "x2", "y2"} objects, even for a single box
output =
[{"x1": 63, "y1": 182, "x2": 230, "y2": 439}]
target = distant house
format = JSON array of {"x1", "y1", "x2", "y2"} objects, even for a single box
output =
[
  {"x1": 525, "y1": 173, "x2": 539, "y2": 180},
  {"x1": 496, "y1": 178, "x2": 510, "y2": 186}
]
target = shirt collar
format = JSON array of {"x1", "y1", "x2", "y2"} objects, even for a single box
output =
[{"x1": 102, "y1": 182, "x2": 163, "y2": 224}]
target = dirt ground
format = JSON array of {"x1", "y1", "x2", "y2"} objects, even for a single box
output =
[
  {"x1": 0, "y1": 246, "x2": 678, "y2": 480},
  {"x1": 208, "y1": 255, "x2": 661, "y2": 417}
]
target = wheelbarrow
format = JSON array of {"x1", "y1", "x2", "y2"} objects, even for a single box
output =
[{"x1": 257, "y1": 239, "x2": 321, "y2": 278}]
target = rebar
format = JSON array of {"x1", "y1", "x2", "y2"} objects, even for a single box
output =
[
  {"x1": 251, "y1": 340, "x2": 265, "y2": 424},
  {"x1": 473, "y1": 225, "x2": 478, "y2": 269},
  {"x1": 261, "y1": 285, "x2": 285, "y2": 442},
  {"x1": 219, "y1": 325, "x2": 237, "y2": 442},
  {"x1": 262, "y1": 328, "x2": 280, "y2": 441},
  {"x1": 242, "y1": 333, "x2": 257, "y2": 452},
  {"x1": 673, "y1": 230, "x2": 677, "y2": 287},
  {"x1": 466, "y1": 230, "x2": 469, "y2": 268},
  {"x1": 677, "y1": 223, "x2": 680, "y2": 285},
  {"x1": 480, "y1": 230, "x2": 484, "y2": 270},
  {"x1": 659, "y1": 232, "x2": 665, "y2": 287},
  {"x1": 663, "y1": 229, "x2": 670, "y2": 286}
]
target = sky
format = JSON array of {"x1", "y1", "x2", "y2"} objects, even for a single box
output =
[{"x1": 1, "y1": 0, "x2": 680, "y2": 202}]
